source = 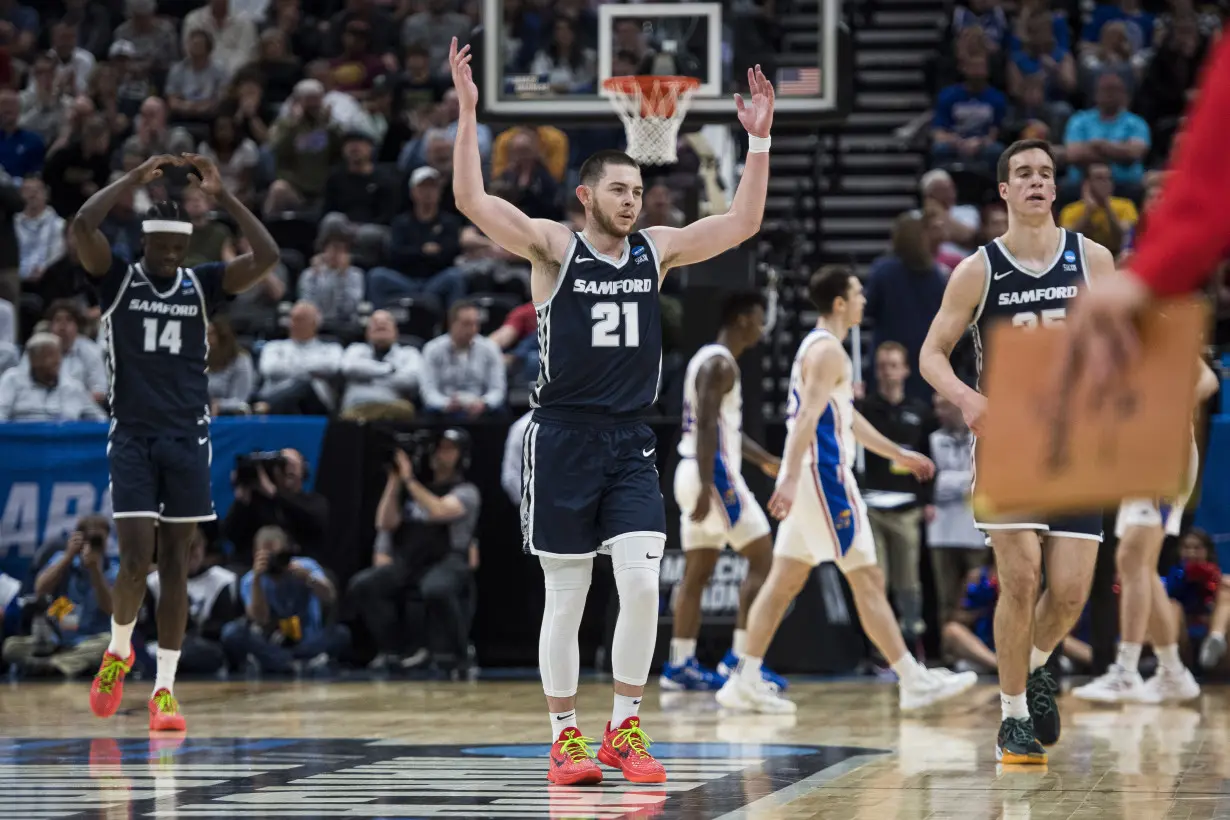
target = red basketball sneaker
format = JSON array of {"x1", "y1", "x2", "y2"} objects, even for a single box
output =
[
  {"x1": 597, "y1": 717, "x2": 667, "y2": 784},
  {"x1": 89, "y1": 650, "x2": 135, "y2": 718},
  {"x1": 547, "y1": 727, "x2": 603, "y2": 785},
  {"x1": 148, "y1": 689, "x2": 187, "y2": 732}
]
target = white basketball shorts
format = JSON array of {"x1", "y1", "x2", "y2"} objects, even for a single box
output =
[
  {"x1": 773, "y1": 459, "x2": 876, "y2": 572},
  {"x1": 1115, "y1": 439, "x2": 1201, "y2": 538},
  {"x1": 674, "y1": 457, "x2": 771, "y2": 550}
]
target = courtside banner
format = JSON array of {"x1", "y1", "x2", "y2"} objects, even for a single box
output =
[{"x1": 0, "y1": 417, "x2": 328, "y2": 581}]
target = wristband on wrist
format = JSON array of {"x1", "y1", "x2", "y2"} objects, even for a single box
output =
[{"x1": 748, "y1": 134, "x2": 771, "y2": 153}]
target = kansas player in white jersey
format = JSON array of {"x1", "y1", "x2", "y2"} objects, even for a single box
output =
[
  {"x1": 665, "y1": 293, "x2": 785, "y2": 692},
  {"x1": 717, "y1": 267, "x2": 976, "y2": 714},
  {"x1": 449, "y1": 39, "x2": 775, "y2": 785},
  {"x1": 920, "y1": 140, "x2": 1117, "y2": 765},
  {"x1": 72, "y1": 153, "x2": 279, "y2": 732},
  {"x1": 1074, "y1": 358, "x2": 1216, "y2": 705}
]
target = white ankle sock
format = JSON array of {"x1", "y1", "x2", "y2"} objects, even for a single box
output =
[
  {"x1": 735, "y1": 654, "x2": 762, "y2": 682},
  {"x1": 611, "y1": 694, "x2": 641, "y2": 728},
  {"x1": 550, "y1": 710, "x2": 578, "y2": 741},
  {"x1": 1001, "y1": 691, "x2": 1029, "y2": 720},
  {"x1": 153, "y1": 648, "x2": 181, "y2": 695},
  {"x1": 1156, "y1": 643, "x2": 1184, "y2": 674},
  {"x1": 669, "y1": 638, "x2": 696, "y2": 666},
  {"x1": 732, "y1": 629, "x2": 748, "y2": 657},
  {"x1": 1029, "y1": 646, "x2": 1050, "y2": 673},
  {"x1": 1116, "y1": 642, "x2": 1142, "y2": 672},
  {"x1": 107, "y1": 619, "x2": 135, "y2": 658},
  {"x1": 890, "y1": 654, "x2": 925, "y2": 686}
]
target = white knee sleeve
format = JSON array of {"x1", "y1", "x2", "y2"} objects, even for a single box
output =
[
  {"x1": 609, "y1": 535, "x2": 665, "y2": 687},
  {"x1": 539, "y1": 556, "x2": 593, "y2": 698}
]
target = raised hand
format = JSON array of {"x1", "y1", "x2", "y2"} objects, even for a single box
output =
[
  {"x1": 182, "y1": 152, "x2": 223, "y2": 195},
  {"x1": 449, "y1": 36, "x2": 478, "y2": 112},
  {"x1": 130, "y1": 154, "x2": 183, "y2": 186},
  {"x1": 734, "y1": 65, "x2": 775, "y2": 138}
]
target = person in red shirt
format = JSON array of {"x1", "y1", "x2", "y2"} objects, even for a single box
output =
[{"x1": 487, "y1": 301, "x2": 538, "y2": 382}]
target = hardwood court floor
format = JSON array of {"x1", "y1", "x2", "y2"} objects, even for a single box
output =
[{"x1": 0, "y1": 677, "x2": 1227, "y2": 819}]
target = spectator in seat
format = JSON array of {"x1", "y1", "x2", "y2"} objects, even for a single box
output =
[
  {"x1": 0, "y1": 0, "x2": 36, "y2": 62},
  {"x1": 85, "y1": 68, "x2": 128, "y2": 144},
  {"x1": 1002, "y1": 74, "x2": 1065, "y2": 146},
  {"x1": 16, "y1": 176, "x2": 65, "y2": 286},
  {"x1": 143, "y1": 528, "x2": 239, "y2": 677},
  {"x1": 319, "y1": 131, "x2": 397, "y2": 258},
  {"x1": 50, "y1": 21, "x2": 95, "y2": 96},
  {"x1": 0, "y1": 515, "x2": 115, "y2": 677},
  {"x1": 19, "y1": 52, "x2": 72, "y2": 147},
  {"x1": 43, "y1": 116, "x2": 111, "y2": 219},
  {"x1": 225, "y1": 235, "x2": 287, "y2": 336},
  {"x1": 119, "y1": 97, "x2": 194, "y2": 167},
  {"x1": 60, "y1": 0, "x2": 113, "y2": 61},
  {"x1": 919, "y1": 169, "x2": 980, "y2": 258},
  {"x1": 207, "y1": 317, "x2": 255, "y2": 415},
  {"x1": 856, "y1": 341, "x2": 934, "y2": 641},
  {"x1": 367, "y1": 166, "x2": 468, "y2": 309},
  {"x1": 1079, "y1": 21, "x2": 1138, "y2": 102},
  {"x1": 1063, "y1": 72, "x2": 1150, "y2": 192},
  {"x1": 1081, "y1": 0, "x2": 1155, "y2": 54},
  {"x1": 329, "y1": 19, "x2": 386, "y2": 96},
  {"x1": 113, "y1": 0, "x2": 180, "y2": 76},
  {"x1": 0, "y1": 89, "x2": 45, "y2": 182},
  {"x1": 400, "y1": 96, "x2": 490, "y2": 174},
  {"x1": 980, "y1": 201, "x2": 1008, "y2": 242},
  {"x1": 224, "y1": 449, "x2": 329, "y2": 567},
  {"x1": 488, "y1": 300, "x2": 538, "y2": 384},
  {"x1": 340, "y1": 309, "x2": 423, "y2": 421},
  {"x1": 420, "y1": 300, "x2": 507, "y2": 418},
  {"x1": 165, "y1": 30, "x2": 228, "y2": 125},
  {"x1": 930, "y1": 53, "x2": 1006, "y2": 170},
  {"x1": 0, "y1": 167, "x2": 21, "y2": 327},
  {"x1": 952, "y1": 0, "x2": 1009, "y2": 53},
  {"x1": 220, "y1": 525, "x2": 350, "y2": 674},
  {"x1": 1058, "y1": 162, "x2": 1138, "y2": 258},
  {"x1": 181, "y1": 0, "x2": 259, "y2": 78},
  {"x1": 255, "y1": 300, "x2": 344, "y2": 415},
  {"x1": 196, "y1": 114, "x2": 260, "y2": 209},
  {"x1": 297, "y1": 233, "x2": 365, "y2": 333},
  {"x1": 1137, "y1": 13, "x2": 1207, "y2": 158},
  {"x1": 865, "y1": 214, "x2": 946, "y2": 401},
  {"x1": 1006, "y1": 12, "x2": 1077, "y2": 111},
  {"x1": 99, "y1": 171, "x2": 143, "y2": 264},
  {"x1": 111, "y1": 40, "x2": 155, "y2": 121},
  {"x1": 349, "y1": 429, "x2": 480, "y2": 671},
  {"x1": 530, "y1": 17, "x2": 597, "y2": 93},
  {"x1": 45, "y1": 299, "x2": 105, "y2": 404},
  {"x1": 402, "y1": 0, "x2": 472, "y2": 70},
  {"x1": 638, "y1": 181, "x2": 684, "y2": 230},
  {"x1": 29, "y1": 220, "x2": 99, "y2": 320},
  {"x1": 392, "y1": 43, "x2": 447, "y2": 134},
  {"x1": 496, "y1": 128, "x2": 561, "y2": 221},
  {"x1": 226, "y1": 73, "x2": 272, "y2": 147},
  {"x1": 928, "y1": 393, "x2": 989, "y2": 660},
  {"x1": 0, "y1": 332, "x2": 105, "y2": 421},
  {"x1": 182, "y1": 186, "x2": 235, "y2": 269},
  {"x1": 326, "y1": 0, "x2": 399, "y2": 63},
  {"x1": 264, "y1": 79, "x2": 344, "y2": 216}
]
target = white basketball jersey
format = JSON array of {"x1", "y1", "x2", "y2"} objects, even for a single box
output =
[
  {"x1": 784, "y1": 328, "x2": 855, "y2": 468},
  {"x1": 678, "y1": 344, "x2": 744, "y2": 476}
]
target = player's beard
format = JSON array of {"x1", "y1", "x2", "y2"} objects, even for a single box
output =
[{"x1": 591, "y1": 201, "x2": 633, "y2": 239}]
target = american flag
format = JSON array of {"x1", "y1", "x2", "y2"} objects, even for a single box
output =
[{"x1": 776, "y1": 67, "x2": 821, "y2": 96}]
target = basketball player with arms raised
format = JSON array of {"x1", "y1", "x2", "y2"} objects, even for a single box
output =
[
  {"x1": 665, "y1": 293, "x2": 785, "y2": 692},
  {"x1": 448, "y1": 39, "x2": 774, "y2": 785},
  {"x1": 920, "y1": 139, "x2": 1117, "y2": 764},
  {"x1": 73, "y1": 153, "x2": 279, "y2": 731},
  {"x1": 717, "y1": 266, "x2": 977, "y2": 714},
  {"x1": 1073, "y1": 359, "x2": 1216, "y2": 704}
]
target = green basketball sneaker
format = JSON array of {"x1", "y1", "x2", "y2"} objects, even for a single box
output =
[
  {"x1": 996, "y1": 717, "x2": 1048, "y2": 764},
  {"x1": 1027, "y1": 666, "x2": 1061, "y2": 745}
]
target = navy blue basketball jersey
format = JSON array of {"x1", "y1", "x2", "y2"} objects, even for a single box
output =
[
  {"x1": 971, "y1": 228, "x2": 1090, "y2": 387},
  {"x1": 96, "y1": 257, "x2": 229, "y2": 435},
  {"x1": 530, "y1": 230, "x2": 663, "y2": 415}
]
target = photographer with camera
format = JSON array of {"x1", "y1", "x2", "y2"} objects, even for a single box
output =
[
  {"x1": 223, "y1": 448, "x2": 329, "y2": 567},
  {"x1": 347, "y1": 428, "x2": 481, "y2": 673},
  {"x1": 1, "y1": 515, "x2": 118, "y2": 678},
  {"x1": 220, "y1": 526, "x2": 351, "y2": 674}
]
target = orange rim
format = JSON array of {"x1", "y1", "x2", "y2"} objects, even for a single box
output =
[{"x1": 602, "y1": 75, "x2": 701, "y2": 118}]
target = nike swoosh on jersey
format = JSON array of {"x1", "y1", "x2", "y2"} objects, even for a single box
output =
[
  {"x1": 643, "y1": 448, "x2": 655, "y2": 457},
  {"x1": 993, "y1": 270, "x2": 1013, "y2": 280},
  {"x1": 575, "y1": 256, "x2": 594, "y2": 263},
  {"x1": 198, "y1": 437, "x2": 208, "y2": 445}
]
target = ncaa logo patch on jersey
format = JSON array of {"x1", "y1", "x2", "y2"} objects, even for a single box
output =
[
  {"x1": 1064, "y1": 250, "x2": 1076, "y2": 263},
  {"x1": 632, "y1": 244, "x2": 649, "y2": 265}
]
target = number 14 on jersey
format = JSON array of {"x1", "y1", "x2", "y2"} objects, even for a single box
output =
[{"x1": 143, "y1": 318, "x2": 183, "y2": 355}]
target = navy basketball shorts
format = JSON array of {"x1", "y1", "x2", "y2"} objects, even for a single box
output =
[
  {"x1": 520, "y1": 410, "x2": 667, "y2": 558},
  {"x1": 975, "y1": 512, "x2": 1104, "y2": 544},
  {"x1": 108, "y1": 430, "x2": 216, "y2": 523}
]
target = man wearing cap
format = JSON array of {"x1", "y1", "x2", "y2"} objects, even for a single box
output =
[
  {"x1": 367, "y1": 164, "x2": 469, "y2": 309},
  {"x1": 69, "y1": 152, "x2": 279, "y2": 732}
]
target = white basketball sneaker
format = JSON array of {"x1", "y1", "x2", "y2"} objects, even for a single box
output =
[
  {"x1": 715, "y1": 673, "x2": 797, "y2": 714},
  {"x1": 1142, "y1": 664, "x2": 1201, "y2": 703},
  {"x1": 1073, "y1": 663, "x2": 1149, "y2": 703},
  {"x1": 898, "y1": 667, "x2": 979, "y2": 711}
]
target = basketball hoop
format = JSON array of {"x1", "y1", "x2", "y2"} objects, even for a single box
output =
[{"x1": 602, "y1": 75, "x2": 701, "y2": 166}]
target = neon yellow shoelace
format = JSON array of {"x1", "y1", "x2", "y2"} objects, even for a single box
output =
[
  {"x1": 152, "y1": 690, "x2": 179, "y2": 715},
  {"x1": 609, "y1": 725, "x2": 653, "y2": 759},
  {"x1": 94, "y1": 655, "x2": 129, "y2": 694},
  {"x1": 557, "y1": 734, "x2": 596, "y2": 763}
]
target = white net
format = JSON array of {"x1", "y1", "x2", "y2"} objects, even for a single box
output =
[{"x1": 604, "y1": 78, "x2": 699, "y2": 166}]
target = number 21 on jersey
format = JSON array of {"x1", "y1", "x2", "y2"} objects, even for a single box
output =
[
  {"x1": 591, "y1": 302, "x2": 639, "y2": 347},
  {"x1": 1011, "y1": 308, "x2": 1066, "y2": 328},
  {"x1": 143, "y1": 318, "x2": 182, "y2": 355}
]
